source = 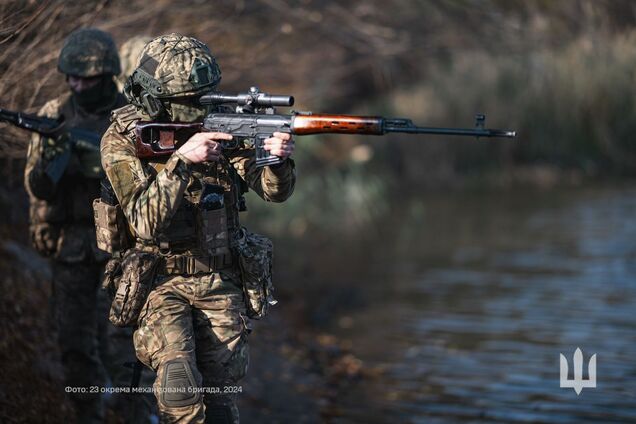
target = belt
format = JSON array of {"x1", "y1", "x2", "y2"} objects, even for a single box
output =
[{"x1": 161, "y1": 253, "x2": 234, "y2": 275}]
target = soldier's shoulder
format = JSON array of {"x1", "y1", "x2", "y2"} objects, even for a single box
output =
[
  {"x1": 37, "y1": 93, "x2": 72, "y2": 118},
  {"x1": 110, "y1": 103, "x2": 146, "y2": 133},
  {"x1": 102, "y1": 104, "x2": 147, "y2": 161},
  {"x1": 101, "y1": 120, "x2": 137, "y2": 167}
]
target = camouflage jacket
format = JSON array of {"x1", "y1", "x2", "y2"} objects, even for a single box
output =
[
  {"x1": 101, "y1": 104, "x2": 296, "y2": 254},
  {"x1": 24, "y1": 92, "x2": 126, "y2": 263}
]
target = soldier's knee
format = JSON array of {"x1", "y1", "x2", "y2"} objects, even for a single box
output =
[{"x1": 159, "y1": 358, "x2": 201, "y2": 408}]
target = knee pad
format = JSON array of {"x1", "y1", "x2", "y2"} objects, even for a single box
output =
[
  {"x1": 205, "y1": 405, "x2": 234, "y2": 424},
  {"x1": 160, "y1": 358, "x2": 201, "y2": 408}
]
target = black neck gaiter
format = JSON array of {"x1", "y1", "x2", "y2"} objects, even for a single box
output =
[{"x1": 72, "y1": 77, "x2": 117, "y2": 113}]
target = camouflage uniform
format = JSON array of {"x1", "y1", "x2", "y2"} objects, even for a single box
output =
[
  {"x1": 101, "y1": 34, "x2": 295, "y2": 423},
  {"x1": 24, "y1": 29, "x2": 133, "y2": 423}
]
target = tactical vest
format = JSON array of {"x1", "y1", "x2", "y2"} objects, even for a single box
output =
[
  {"x1": 142, "y1": 155, "x2": 247, "y2": 256},
  {"x1": 30, "y1": 93, "x2": 126, "y2": 263}
]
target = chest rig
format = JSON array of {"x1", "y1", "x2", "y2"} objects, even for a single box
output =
[
  {"x1": 143, "y1": 155, "x2": 248, "y2": 258},
  {"x1": 36, "y1": 94, "x2": 123, "y2": 227}
]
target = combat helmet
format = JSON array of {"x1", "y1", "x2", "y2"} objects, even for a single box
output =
[
  {"x1": 124, "y1": 33, "x2": 221, "y2": 119},
  {"x1": 58, "y1": 28, "x2": 121, "y2": 77}
]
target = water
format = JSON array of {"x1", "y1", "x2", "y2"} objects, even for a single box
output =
[{"x1": 329, "y1": 186, "x2": 636, "y2": 423}]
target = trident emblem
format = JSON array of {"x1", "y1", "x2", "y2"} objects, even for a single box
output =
[{"x1": 560, "y1": 348, "x2": 597, "y2": 395}]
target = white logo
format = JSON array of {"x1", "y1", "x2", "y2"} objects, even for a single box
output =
[{"x1": 560, "y1": 348, "x2": 596, "y2": 395}]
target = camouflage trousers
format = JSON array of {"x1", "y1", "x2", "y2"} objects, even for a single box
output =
[
  {"x1": 133, "y1": 269, "x2": 250, "y2": 423},
  {"x1": 51, "y1": 261, "x2": 107, "y2": 423},
  {"x1": 52, "y1": 261, "x2": 156, "y2": 423}
]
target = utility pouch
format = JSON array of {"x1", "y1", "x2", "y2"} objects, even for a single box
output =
[
  {"x1": 102, "y1": 257, "x2": 123, "y2": 298},
  {"x1": 197, "y1": 184, "x2": 230, "y2": 256},
  {"x1": 236, "y1": 228, "x2": 277, "y2": 319},
  {"x1": 109, "y1": 250, "x2": 160, "y2": 328},
  {"x1": 93, "y1": 198, "x2": 130, "y2": 254}
]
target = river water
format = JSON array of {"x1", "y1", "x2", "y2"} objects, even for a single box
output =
[{"x1": 328, "y1": 186, "x2": 636, "y2": 423}]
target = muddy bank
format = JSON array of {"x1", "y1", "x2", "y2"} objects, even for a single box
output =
[
  {"x1": 240, "y1": 311, "x2": 375, "y2": 423},
  {"x1": 0, "y1": 244, "x2": 73, "y2": 423}
]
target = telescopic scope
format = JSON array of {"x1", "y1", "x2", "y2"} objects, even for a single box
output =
[{"x1": 199, "y1": 86, "x2": 294, "y2": 108}]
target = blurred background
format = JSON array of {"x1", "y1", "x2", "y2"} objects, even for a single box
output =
[{"x1": 1, "y1": 0, "x2": 635, "y2": 422}]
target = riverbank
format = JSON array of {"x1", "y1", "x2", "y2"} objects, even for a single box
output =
[
  {"x1": 0, "y1": 236, "x2": 375, "y2": 423},
  {"x1": 1, "y1": 182, "x2": 634, "y2": 422}
]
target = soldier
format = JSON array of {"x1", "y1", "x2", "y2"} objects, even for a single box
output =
[
  {"x1": 116, "y1": 35, "x2": 153, "y2": 92},
  {"x1": 100, "y1": 33, "x2": 296, "y2": 422},
  {"x1": 24, "y1": 28, "x2": 127, "y2": 423}
]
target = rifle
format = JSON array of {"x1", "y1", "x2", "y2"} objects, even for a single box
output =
[
  {"x1": 0, "y1": 107, "x2": 103, "y2": 181},
  {"x1": 134, "y1": 87, "x2": 517, "y2": 167}
]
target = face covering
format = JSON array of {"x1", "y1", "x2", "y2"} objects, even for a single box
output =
[
  {"x1": 71, "y1": 77, "x2": 117, "y2": 112},
  {"x1": 165, "y1": 100, "x2": 208, "y2": 122}
]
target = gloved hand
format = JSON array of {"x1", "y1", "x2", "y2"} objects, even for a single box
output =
[
  {"x1": 41, "y1": 133, "x2": 71, "y2": 162},
  {"x1": 29, "y1": 134, "x2": 72, "y2": 199},
  {"x1": 30, "y1": 222, "x2": 60, "y2": 257}
]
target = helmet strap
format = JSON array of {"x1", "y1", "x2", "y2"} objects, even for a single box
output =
[{"x1": 140, "y1": 91, "x2": 165, "y2": 119}]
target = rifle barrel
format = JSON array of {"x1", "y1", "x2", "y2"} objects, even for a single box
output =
[
  {"x1": 0, "y1": 107, "x2": 63, "y2": 136},
  {"x1": 384, "y1": 125, "x2": 516, "y2": 138},
  {"x1": 291, "y1": 114, "x2": 516, "y2": 138},
  {"x1": 383, "y1": 118, "x2": 516, "y2": 138}
]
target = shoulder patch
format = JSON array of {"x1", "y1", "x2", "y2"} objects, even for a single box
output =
[{"x1": 111, "y1": 104, "x2": 146, "y2": 134}]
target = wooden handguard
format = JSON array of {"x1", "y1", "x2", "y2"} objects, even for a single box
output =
[{"x1": 291, "y1": 114, "x2": 383, "y2": 135}]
